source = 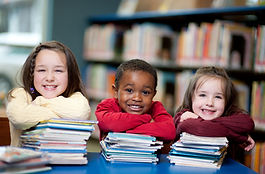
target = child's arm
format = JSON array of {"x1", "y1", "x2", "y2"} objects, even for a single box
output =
[
  {"x1": 33, "y1": 92, "x2": 90, "y2": 120},
  {"x1": 6, "y1": 88, "x2": 59, "y2": 130},
  {"x1": 95, "y1": 98, "x2": 152, "y2": 133},
  {"x1": 126, "y1": 101, "x2": 176, "y2": 141},
  {"x1": 179, "y1": 111, "x2": 199, "y2": 122},
  {"x1": 176, "y1": 112, "x2": 254, "y2": 144},
  {"x1": 241, "y1": 135, "x2": 255, "y2": 151}
]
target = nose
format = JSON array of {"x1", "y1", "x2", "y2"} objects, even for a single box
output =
[
  {"x1": 132, "y1": 92, "x2": 142, "y2": 101},
  {"x1": 46, "y1": 71, "x2": 55, "y2": 81},
  {"x1": 206, "y1": 97, "x2": 214, "y2": 107}
]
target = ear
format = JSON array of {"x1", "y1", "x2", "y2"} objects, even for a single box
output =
[
  {"x1": 112, "y1": 84, "x2": 118, "y2": 98},
  {"x1": 153, "y1": 89, "x2": 157, "y2": 98}
]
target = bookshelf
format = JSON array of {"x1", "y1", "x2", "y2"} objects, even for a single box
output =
[{"x1": 83, "y1": 5, "x2": 265, "y2": 172}]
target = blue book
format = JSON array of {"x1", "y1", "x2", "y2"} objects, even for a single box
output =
[
  {"x1": 35, "y1": 122, "x2": 95, "y2": 131},
  {"x1": 107, "y1": 132, "x2": 156, "y2": 142}
]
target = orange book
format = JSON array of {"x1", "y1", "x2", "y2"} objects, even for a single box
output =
[
  {"x1": 201, "y1": 23, "x2": 212, "y2": 61},
  {"x1": 252, "y1": 142, "x2": 261, "y2": 173}
]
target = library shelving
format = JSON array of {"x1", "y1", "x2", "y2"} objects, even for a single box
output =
[{"x1": 83, "y1": 5, "x2": 265, "y2": 173}]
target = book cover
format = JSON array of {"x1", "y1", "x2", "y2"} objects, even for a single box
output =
[{"x1": 0, "y1": 146, "x2": 43, "y2": 163}]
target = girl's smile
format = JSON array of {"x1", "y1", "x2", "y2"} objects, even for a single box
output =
[
  {"x1": 192, "y1": 77, "x2": 225, "y2": 120},
  {"x1": 34, "y1": 49, "x2": 68, "y2": 99}
]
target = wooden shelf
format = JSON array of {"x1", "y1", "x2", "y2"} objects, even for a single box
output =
[{"x1": 0, "y1": 107, "x2": 11, "y2": 146}]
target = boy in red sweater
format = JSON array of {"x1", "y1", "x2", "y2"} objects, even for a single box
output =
[{"x1": 96, "y1": 59, "x2": 176, "y2": 142}]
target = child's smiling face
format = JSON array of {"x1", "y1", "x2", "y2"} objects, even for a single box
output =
[
  {"x1": 33, "y1": 49, "x2": 68, "y2": 99},
  {"x1": 192, "y1": 76, "x2": 225, "y2": 120},
  {"x1": 114, "y1": 70, "x2": 156, "y2": 115}
]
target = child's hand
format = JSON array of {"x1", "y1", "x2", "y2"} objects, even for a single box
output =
[
  {"x1": 180, "y1": 111, "x2": 199, "y2": 122},
  {"x1": 243, "y1": 135, "x2": 255, "y2": 151}
]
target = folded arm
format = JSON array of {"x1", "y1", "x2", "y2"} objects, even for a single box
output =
[
  {"x1": 33, "y1": 92, "x2": 91, "y2": 120},
  {"x1": 127, "y1": 101, "x2": 176, "y2": 141},
  {"x1": 95, "y1": 98, "x2": 152, "y2": 132},
  {"x1": 175, "y1": 111, "x2": 254, "y2": 143},
  {"x1": 6, "y1": 88, "x2": 58, "y2": 130}
]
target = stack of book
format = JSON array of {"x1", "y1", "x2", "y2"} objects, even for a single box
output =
[
  {"x1": 168, "y1": 132, "x2": 228, "y2": 169},
  {"x1": 0, "y1": 146, "x2": 51, "y2": 173},
  {"x1": 20, "y1": 118, "x2": 98, "y2": 165},
  {"x1": 100, "y1": 132, "x2": 163, "y2": 163}
]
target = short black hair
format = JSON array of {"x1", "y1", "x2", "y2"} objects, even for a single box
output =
[{"x1": 115, "y1": 59, "x2": 157, "y2": 89}]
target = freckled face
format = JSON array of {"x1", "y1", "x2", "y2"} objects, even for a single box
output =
[
  {"x1": 33, "y1": 49, "x2": 68, "y2": 99},
  {"x1": 114, "y1": 70, "x2": 156, "y2": 115},
  {"x1": 192, "y1": 77, "x2": 225, "y2": 120}
]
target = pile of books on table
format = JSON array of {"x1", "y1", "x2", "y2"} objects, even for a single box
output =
[
  {"x1": 100, "y1": 132, "x2": 163, "y2": 163},
  {"x1": 21, "y1": 118, "x2": 98, "y2": 165},
  {"x1": 168, "y1": 132, "x2": 228, "y2": 169},
  {"x1": 0, "y1": 146, "x2": 51, "y2": 173}
]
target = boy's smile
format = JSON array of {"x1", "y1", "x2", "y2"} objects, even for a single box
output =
[{"x1": 114, "y1": 70, "x2": 156, "y2": 115}]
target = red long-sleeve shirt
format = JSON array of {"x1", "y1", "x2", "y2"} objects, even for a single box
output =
[
  {"x1": 174, "y1": 109, "x2": 255, "y2": 144},
  {"x1": 95, "y1": 98, "x2": 176, "y2": 141}
]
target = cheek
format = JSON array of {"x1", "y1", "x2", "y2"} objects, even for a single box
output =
[{"x1": 33, "y1": 74, "x2": 41, "y2": 86}]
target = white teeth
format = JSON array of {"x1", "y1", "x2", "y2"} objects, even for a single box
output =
[
  {"x1": 130, "y1": 105, "x2": 140, "y2": 109},
  {"x1": 44, "y1": 85, "x2": 56, "y2": 89}
]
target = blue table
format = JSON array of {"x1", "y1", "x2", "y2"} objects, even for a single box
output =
[{"x1": 40, "y1": 153, "x2": 257, "y2": 174}]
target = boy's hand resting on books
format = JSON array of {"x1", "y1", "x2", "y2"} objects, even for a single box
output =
[
  {"x1": 180, "y1": 111, "x2": 199, "y2": 122},
  {"x1": 240, "y1": 135, "x2": 255, "y2": 151}
]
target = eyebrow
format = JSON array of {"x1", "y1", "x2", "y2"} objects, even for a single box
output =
[
  {"x1": 35, "y1": 65, "x2": 66, "y2": 68},
  {"x1": 123, "y1": 83, "x2": 153, "y2": 89}
]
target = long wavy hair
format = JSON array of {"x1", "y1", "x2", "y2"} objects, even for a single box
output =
[
  {"x1": 176, "y1": 66, "x2": 242, "y2": 116},
  {"x1": 8, "y1": 41, "x2": 88, "y2": 100}
]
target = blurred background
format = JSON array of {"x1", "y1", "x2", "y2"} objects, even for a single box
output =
[{"x1": 0, "y1": 0, "x2": 263, "y2": 153}]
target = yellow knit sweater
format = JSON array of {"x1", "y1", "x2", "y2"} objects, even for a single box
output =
[{"x1": 6, "y1": 88, "x2": 91, "y2": 147}]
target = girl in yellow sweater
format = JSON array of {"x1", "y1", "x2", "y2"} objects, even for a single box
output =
[{"x1": 6, "y1": 41, "x2": 91, "y2": 147}]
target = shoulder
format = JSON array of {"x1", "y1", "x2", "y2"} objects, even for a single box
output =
[
  {"x1": 151, "y1": 101, "x2": 163, "y2": 106},
  {"x1": 68, "y1": 92, "x2": 89, "y2": 101},
  {"x1": 96, "y1": 98, "x2": 120, "y2": 112},
  {"x1": 99, "y1": 98, "x2": 117, "y2": 104},
  {"x1": 8, "y1": 88, "x2": 31, "y2": 99},
  {"x1": 69, "y1": 92, "x2": 85, "y2": 98}
]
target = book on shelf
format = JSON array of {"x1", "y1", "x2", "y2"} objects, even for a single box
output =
[
  {"x1": 176, "y1": 20, "x2": 255, "y2": 69},
  {"x1": 100, "y1": 132, "x2": 163, "y2": 163},
  {"x1": 84, "y1": 63, "x2": 116, "y2": 99},
  {"x1": 251, "y1": 81, "x2": 265, "y2": 130},
  {"x1": 254, "y1": 25, "x2": 265, "y2": 72},
  {"x1": 168, "y1": 132, "x2": 228, "y2": 169}
]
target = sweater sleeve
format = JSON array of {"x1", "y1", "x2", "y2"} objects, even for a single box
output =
[
  {"x1": 127, "y1": 101, "x2": 176, "y2": 141},
  {"x1": 33, "y1": 92, "x2": 91, "y2": 120},
  {"x1": 6, "y1": 88, "x2": 59, "y2": 130},
  {"x1": 176, "y1": 111, "x2": 254, "y2": 144},
  {"x1": 95, "y1": 98, "x2": 152, "y2": 133}
]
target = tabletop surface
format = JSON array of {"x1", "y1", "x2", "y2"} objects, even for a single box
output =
[{"x1": 39, "y1": 152, "x2": 257, "y2": 174}]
